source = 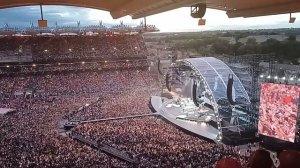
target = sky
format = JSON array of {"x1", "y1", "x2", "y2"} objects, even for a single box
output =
[{"x1": 0, "y1": 5, "x2": 299, "y2": 32}]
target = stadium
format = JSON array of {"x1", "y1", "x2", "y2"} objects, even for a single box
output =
[{"x1": 0, "y1": 1, "x2": 300, "y2": 168}]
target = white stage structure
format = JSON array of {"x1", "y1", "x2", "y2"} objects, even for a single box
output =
[{"x1": 153, "y1": 57, "x2": 251, "y2": 142}]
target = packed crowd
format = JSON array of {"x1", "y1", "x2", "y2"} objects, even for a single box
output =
[
  {"x1": 0, "y1": 34, "x2": 251, "y2": 167},
  {"x1": 0, "y1": 95, "x2": 130, "y2": 168},
  {"x1": 0, "y1": 59, "x2": 149, "y2": 75},
  {"x1": 0, "y1": 35, "x2": 147, "y2": 62},
  {"x1": 0, "y1": 65, "x2": 158, "y2": 167},
  {"x1": 0, "y1": 64, "x2": 252, "y2": 168},
  {"x1": 73, "y1": 116, "x2": 248, "y2": 168},
  {"x1": 0, "y1": 32, "x2": 158, "y2": 166},
  {"x1": 70, "y1": 90, "x2": 154, "y2": 121},
  {"x1": 0, "y1": 69, "x2": 158, "y2": 99}
]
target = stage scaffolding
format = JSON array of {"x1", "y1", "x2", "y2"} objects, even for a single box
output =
[{"x1": 228, "y1": 54, "x2": 275, "y2": 131}]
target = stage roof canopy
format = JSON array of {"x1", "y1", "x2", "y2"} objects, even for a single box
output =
[
  {"x1": 0, "y1": 0, "x2": 299, "y2": 19},
  {"x1": 185, "y1": 57, "x2": 250, "y2": 104}
]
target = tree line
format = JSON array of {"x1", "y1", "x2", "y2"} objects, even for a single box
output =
[{"x1": 176, "y1": 35, "x2": 300, "y2": 64}]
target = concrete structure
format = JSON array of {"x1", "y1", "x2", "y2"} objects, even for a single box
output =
[{"x1": 0, "y1": 0, "x2": 298, "y2": 19}]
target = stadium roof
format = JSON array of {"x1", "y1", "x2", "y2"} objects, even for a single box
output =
[
  {"x1": 185, "y1": 57, "x2": 250, "y2": 104},
  {"x1": 0, "y1": 0, "x2": 299, "y2": 19}
]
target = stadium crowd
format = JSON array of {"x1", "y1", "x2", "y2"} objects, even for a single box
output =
[
  {"x1": 0, "y1": 69, "x2": 157, "y2": 98},
  {"x1": 0, "y1": 35, "x2": 147, "y2": 62},
  {"x1": 0, "y1": 95, "x2": 129, "y2": 168},
  {"x1": 73, "y1": 116, "x2": 248, "y2": 168},
  {"x1": 0, "y1": 67, "x2": 158, "y2": 168},
  {"x1": 69, "y1": 90, "x2": 155, "y2": 121},
  {"x1": 0, "y1": 34, "x2": 251, "y2": 168},
  {"x1": 0, "y1": 60, "x2": 149, "y2": 75},
  {"x1": 0, "y1": 33, "x2": 158, "y2": 167}
]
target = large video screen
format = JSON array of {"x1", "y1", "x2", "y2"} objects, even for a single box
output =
[{"x1": 258, "y1": 83, "x2": 300, "y2": 142}]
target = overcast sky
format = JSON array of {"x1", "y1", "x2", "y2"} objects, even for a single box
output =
[{"x1": 0, "y1": 5, "x2": 299, "y2": 32}]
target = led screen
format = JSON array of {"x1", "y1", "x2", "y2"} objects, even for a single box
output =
[{"x1": 258, "y1": 83, "x2": 300, "y2": 142}]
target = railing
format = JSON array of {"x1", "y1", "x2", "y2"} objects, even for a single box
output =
[
  {"x1": 71, "y1": 132, "x2": 138, "y2": 164},
  {"x1": 71, "y1": 132, "x2": 98, "y2": 148},
  {"x1": 71, "y1": 113, "x2": 159, "y2": 123},
  {"x1": 98, "y1": 143, "x2": 138, "y2": 164}
]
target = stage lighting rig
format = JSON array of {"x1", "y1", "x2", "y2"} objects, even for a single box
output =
[
  {"x1": 289, "y1": 13, "x2": 296, "y2": 23},
  {"x1": 191, "y1": 3, "x2": 207, "y2": 26},
  {"x1": 38, "y1": 4, "x2": 47, "y2": 28}
]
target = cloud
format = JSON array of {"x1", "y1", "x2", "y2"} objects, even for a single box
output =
[
  {"x1": 0, "y1": 6, "x2": 95, "y2": 27},
  {"x1": 0, "y1": 5, "x2": 144, "y2": 27}
]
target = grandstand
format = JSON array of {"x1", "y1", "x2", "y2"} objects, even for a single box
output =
[{"x1": 0, "y1": 21, "x2": 159, "y2": 36}]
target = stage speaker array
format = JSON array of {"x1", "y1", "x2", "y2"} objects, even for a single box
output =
[
  {"x1": 227, "y1": 74, "x2": 235, "y2": 105},
  {"x1": 166, "y1": 73, "x2": 172, "y2": 92},
  {"x1": 157, "y1": 59, "x2": 163, "y2": 75},
  {"x1": 192, "y1": 80, "x2": 200, "y2": 107}
]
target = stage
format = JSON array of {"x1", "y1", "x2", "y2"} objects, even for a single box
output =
[{"x1": 151, "y1": 96, "x2": 219, "y2": 141}]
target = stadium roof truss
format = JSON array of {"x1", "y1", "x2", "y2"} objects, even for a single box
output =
[{"x1": 0, "y1": 0, "x2": 299, "y2": 19}]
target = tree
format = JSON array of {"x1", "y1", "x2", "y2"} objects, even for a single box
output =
[
  {"x1": 246, "y1": 38, "x2": 257, "y2": 46},
  {"x1": 261, "y1": 39, "x2": 280, "y2": 55},
  {"x1": 211, "y1": 39, "x2": 233, "y2": 55},
  {"x1": 232, "y1": 42, "x2": 243, "y2": 55},
  {"x1": 236, "y1": 38, "x2": 260, "y2": 55},
  {"x1": 287, "y1": 35, "x2": 296, "y2": 41}
]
